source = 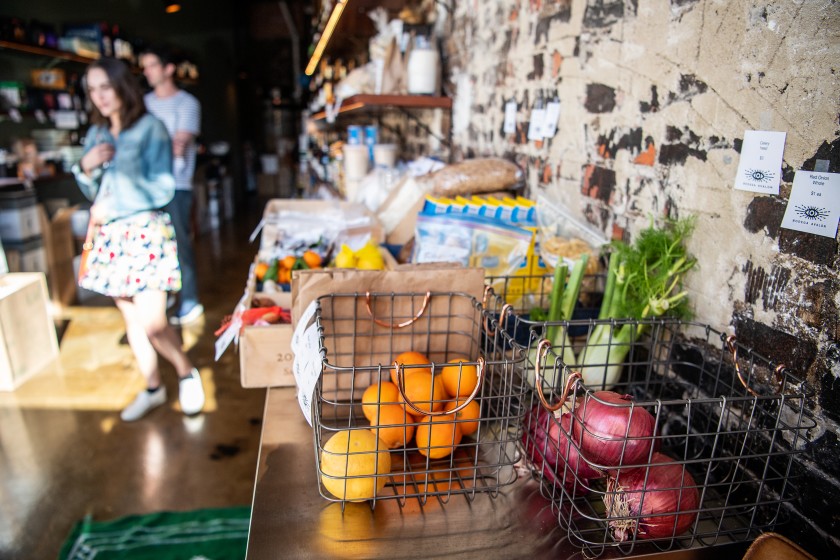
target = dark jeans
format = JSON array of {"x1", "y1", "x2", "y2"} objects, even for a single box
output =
[{"x1": 165, "y1": 190, "x2": 199, "y2": 312}]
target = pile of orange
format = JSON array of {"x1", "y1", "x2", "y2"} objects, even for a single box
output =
[{"x1": 361, "y1": 350, "x2": 482, "y2": 460}]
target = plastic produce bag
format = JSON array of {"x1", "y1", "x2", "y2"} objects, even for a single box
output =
[{"x1": 536, "y1": 193, "x2": 607, "y2": 274}]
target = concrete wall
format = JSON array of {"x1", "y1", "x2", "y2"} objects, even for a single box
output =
[{"x1": 445, "y1": 0, "x2": 838, "y2": 554}]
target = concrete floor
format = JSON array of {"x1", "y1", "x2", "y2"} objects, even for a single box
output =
[{"x1": 0, "y1": 198, "x2": 269, "y2": 559}]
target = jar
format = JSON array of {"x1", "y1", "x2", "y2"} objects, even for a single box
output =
[{"x1": 407, "y1": 35, "x2": 438, "y2": 95}]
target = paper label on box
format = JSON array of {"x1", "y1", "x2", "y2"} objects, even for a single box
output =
[
  {"x1": 503, "y1": 100, "x2": 517, "y2": 135},
  {"x1": 733, "y1": 130, "x2": 786, "y2": 194},
  {"x1": 780, "y1": 170, "x2": 840, "y2": 238},
  {"x1": 542, "y1": 101, "x2": 560, "y2": 138}
]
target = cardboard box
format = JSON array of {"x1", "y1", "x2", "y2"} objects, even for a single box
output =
[
  {"x1": 239, "y1": 290, "x2": 295, "y2": 389},
  {"x1": 0, "y1": 273, "x2": 59, "y2": 391},
  {"x1": 37, "y1": 204, "x2": 78, "y2": 310}
]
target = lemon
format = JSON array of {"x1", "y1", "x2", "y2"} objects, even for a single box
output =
[{"x1": 320, "y1": 429, "x2": 391, "y2": 501}]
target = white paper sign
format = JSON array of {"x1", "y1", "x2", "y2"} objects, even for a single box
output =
[
  {"x1": 503, "y1": 100, "x2": 517, "y2": 134},
  {"x1": 542, "y1": 101, "x2": 561, "y2": 138},
  {"x1": 780, "y1": 170, "x2": 840, "y2": 238},
  {"x1": 292, "y1": 300, "x2": 323, "y2": 425},
  {"x1": 527, "y1": 108, "x2": 546, "y2": 141},
  {"x1": 734, "y1": 130, "x2": 786, "y2": 194}
]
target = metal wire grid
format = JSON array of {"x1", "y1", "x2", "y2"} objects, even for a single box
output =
[
  {"x1": 312, "y1": 291, "x2": 528, "y2": 508},
  {"x1": 485, "y1": 271, "x2": 607, "y2": 317},
  {"x1": 515, "y1": 318, "x2": 816, "y2": 557}
]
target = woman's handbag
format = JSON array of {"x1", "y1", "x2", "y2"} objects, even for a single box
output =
[{"x1": 78, "y1": 221, "x2": 98, "y2": 282}]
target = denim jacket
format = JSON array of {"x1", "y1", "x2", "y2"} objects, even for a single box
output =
[{"x1": 72, "y1": 113, "x2": 175, "y2": 223}]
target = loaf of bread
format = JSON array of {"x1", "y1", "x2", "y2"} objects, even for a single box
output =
[{"x1": 419, "y1": 158, "x2": 524, "y2": 196}]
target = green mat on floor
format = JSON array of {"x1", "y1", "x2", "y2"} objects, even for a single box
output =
[{"x1": 58, "y1": 506, "x2": 250, "y2": 560}]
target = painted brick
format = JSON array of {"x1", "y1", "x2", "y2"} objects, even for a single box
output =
[
  {"x1": 744, "y1": 196, "x2": 786, "y2": 239},
  {"x1": 731, "y1": 313, "x2": 817, "y2": 379},
  {"x1": 584, "y1": 83, "x2": 616, "y2": 113},
  {"x1": 779, "y1": 230, "x2": 837, "y2": 266}
]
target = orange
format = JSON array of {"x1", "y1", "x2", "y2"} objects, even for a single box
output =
[
  {"x1": 415, "y1": 414, "x2": 462, "y2": 459},
  {"x1": 320, "y1": 429, "x2": 391, "y2": 502},
  {"x1": 369, "y1": 404, "x2": 415, "y2": 449},
  {"x1": 281, "y1": 255, "x2": 297, "y2": 269},
  {"x1": 391, "y1": 350, "x2": 432, "y2": 385},
  {"x1": 302, "y1": 250, "x2": 322, "y2": 268},
  {"x1": 361, "y1": 381, "x2": 400, "y2": 422},
  {"x1": 443, "y1": 397, "x2": 481, "y2": 436},
  {"x1": 254, "y1": 261, "x2": 270, "y2": 281},
  {"x1": 440, "y1": 357, "x2": 479, "y2": 398},
  {"x1": 398, "y1": 371, "x2": 447, "y2": 417}
]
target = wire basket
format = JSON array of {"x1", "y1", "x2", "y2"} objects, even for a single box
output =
[
  {"x1": 484, "y1": 271, "x2": 607, "y2": 346},
  {"x1": 312, "y1": 291, "x2": 527, "y2": 507},
  {"x1": 515, "y1": 318, "x2": 816, "y2": 557}
]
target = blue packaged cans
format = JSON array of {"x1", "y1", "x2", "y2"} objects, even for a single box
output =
[{"x1": 364, "y1": 125, "x2": 378, "y2": 161}]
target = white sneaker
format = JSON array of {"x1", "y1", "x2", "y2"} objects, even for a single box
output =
[
  {"x1": 170, "y1": 304, "x2": 205, "y2": 326},
  {"x1": 121, "y1": 387, "x2": 167, "y2": 422},
  {"x1": 179, "y1": 369, "x2": 205, "y2": 416}
]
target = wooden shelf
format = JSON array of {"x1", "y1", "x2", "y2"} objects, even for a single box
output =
[
  {"x1": 0, "y1": 40, "x2": 97, "y2": 65},
  {"x1": 311, "y1": 94, "x2": 452, "y2": 121}
]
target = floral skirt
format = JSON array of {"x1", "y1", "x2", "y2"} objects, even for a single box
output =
[{"x1": 79, "y1": 211, "x2": 182, "y2": 298}]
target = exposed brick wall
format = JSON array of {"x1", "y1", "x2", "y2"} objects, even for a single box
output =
[{"x1": 442, "y1": 0, "x2": 839, "y2": 555}]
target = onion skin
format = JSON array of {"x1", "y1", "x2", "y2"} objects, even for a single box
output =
[
  {"x1": 603, "y1": 453, "x2": 700, "y2": 541},
  {"x1": 571, "y1": 391, "x2": 657, "y2": 469},
  {"x1": 521, "y1": 404, "x2": 601, "y2": 493}
]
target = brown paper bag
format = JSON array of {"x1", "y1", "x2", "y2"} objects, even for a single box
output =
[
  {"x1": 292, "y1": 264, "x2": 487, "y2": 402},
  {"x1": 291, "y1": 263, "x2": 485, "y2": 327}
]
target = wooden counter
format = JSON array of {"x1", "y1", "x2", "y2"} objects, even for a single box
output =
[{"x1": 246, "y1": 387, "x2": 749, "y2": 559}]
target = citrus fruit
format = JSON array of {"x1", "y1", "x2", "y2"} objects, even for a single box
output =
[
  {"x1": 370, "y1": 404, "x2": 415, "y2": 449},
  {"x1": 254, "y1": 261, "x2": 270, "y2": 281},
  {"x1": 440, "y1": 357, "x2": 479, "y2": 398},
  {"x1": 281, "y1": 255, "x2": 297, "y2": 269},
  {"x1": 415, "y1": 414, "x2": 463, "y2": 459},
  {"x1": 398, "y1": 371, "x2": 447, "y2": 417},
  {"x1": 391, "y1": 350, "x2": 432, "y2": 385},
  {"x1": 320, "y1": 429, "x2": 391, "y2": 501},
  {"x1": 443, "y1": 397, "x2": 481, "y2": 436},
  {"x1": 303, "y1": 250, "x2": 322, "y2": 268},
  {"x1": 361, "y1": 381, "x2": 400, "y2": 422}
]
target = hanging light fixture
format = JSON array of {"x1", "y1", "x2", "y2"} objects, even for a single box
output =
[
  {"x1": 305, "y1": 0, "x2": 348, "y2": 76},
  {"x1": 164, "y1": 1, "x2": 182, "y2": 14}
]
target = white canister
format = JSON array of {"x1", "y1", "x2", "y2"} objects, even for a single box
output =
[{"x1": 407, "y1": 36, "x2": 439, "y2": 95}]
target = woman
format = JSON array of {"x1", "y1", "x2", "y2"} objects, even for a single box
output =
[{"x1": 73, "y1": 57, "x2": 204, "y2": 422}]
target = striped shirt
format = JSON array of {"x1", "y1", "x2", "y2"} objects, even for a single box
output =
[{"x1": 144, "y1": 90, "x2": 200, "y2": 191}]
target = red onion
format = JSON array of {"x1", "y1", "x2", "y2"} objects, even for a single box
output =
[
  {"x1": 521, "y1": 404, "x2": 601, "y2": 493},
  {"x1": 603, "y1": 453, "x2": 700, "y2": 541},
  {"x1": 571, "y1": 391, "x2": 657, "y2": 469}
]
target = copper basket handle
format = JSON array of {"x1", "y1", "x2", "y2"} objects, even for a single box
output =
[
  {"x1": 365, "y1": 291, "x2": 431, "y2": 329},
  {"x1": 725, "y1": 335, "x2": 785, "y2": 396},
  {"x1": 534, "y1": 338, "x2": 581, "y2": 412},
  {"x1": 394, "y1": 357, "x2": 486, "y2": 417},
  {"x1": 484, "y1": 303, "x2": 512, "y2": 337}
]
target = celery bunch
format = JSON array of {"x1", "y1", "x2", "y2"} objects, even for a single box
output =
[{"x1": 528, "y1": 217, "x2": 697, "y2": 391}]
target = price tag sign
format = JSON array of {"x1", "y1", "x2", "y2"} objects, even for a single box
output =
[
  {"x1": 734, "y1": 130, "x2": 786, "y2": 194},
  {"x1": 780, "y1": 170, "x2": 840, "y2": 238},
  {"x1": 527, "y1": 108, "x2": 546, "y2": 141},
  {"x1": 542, "y1": 101, "x2": 561, "y2": 138},
  {"x1": 292, "y1": 300, "x2": 322, "y2": 425},
  {"x1": 503, "y1": 100, "x2": 517, "y2": 135}
]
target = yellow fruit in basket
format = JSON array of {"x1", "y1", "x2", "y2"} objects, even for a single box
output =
[
  {"x1": 415, "y1": 414, "x2": 462, "y2": 459},
  {"x1": 362, "y1": 381, "x2": 400, "y2": 422},
  {"x1": 334, "y1": 245, "x2": 357, "y2": 268},
  {"x1": 320, "y1": 429, "x2": 391, "y2": 502},
  {"x1": 440, "y1": 357, "x2": 479, "y2": 398},
  {"x1": 370, "y1": 404, "x2": 415, "y2": 449},
  {"x1": 398, "y1": 371, "x2": 447, "y2": 417}
]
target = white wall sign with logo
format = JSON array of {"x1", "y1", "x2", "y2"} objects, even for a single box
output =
[
  {"x1": 733, "y1": 130, "x2": 786, "y2": 194},
  {"x1": 780, "y1": 170, "x2": 840, "y2": 238}
]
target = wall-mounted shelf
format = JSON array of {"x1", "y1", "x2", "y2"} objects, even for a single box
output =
[
  {"x1": 0, "y1": 40, "x2": 96, "y2": 65},
  {"x1": 312, "y1": 94, "x2": 452, "y2": 121}
]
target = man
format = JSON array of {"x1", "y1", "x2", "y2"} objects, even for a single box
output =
[{"x1": 141, "y1": 46, "x2": 204, "y2": 325}]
